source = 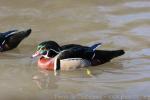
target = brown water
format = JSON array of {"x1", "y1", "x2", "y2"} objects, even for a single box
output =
[{"x1": 0, "y1": 0, "x2": 150, "y2": 100}]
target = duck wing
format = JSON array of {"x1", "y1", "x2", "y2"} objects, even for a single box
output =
[
  {"x1": 54, "y1": 43, "x2": 101, "y2": 70},
  {"x1": 61, "y1": 44, "x2": 83, "y2": 50},
  {"x1": 0, "y1": 30, "x2": 18, "y2": 44},
  {"x1": 0, "y1": 29, "x2": 31, "y2": 51},
  {"x1": 89, "y1": 43, "x2": 101, "y2": 51},
  {"x1": 61, "y1": 43, "x2": 101, "y2": 51}
]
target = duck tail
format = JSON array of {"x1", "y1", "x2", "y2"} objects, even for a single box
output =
[
  {"x1": 19, "y1": 28, "x2": 32, "y2": 38},
  {"x1": 110, "y1": 50, "x2": 125, "y2": 58},
  {"x1": 89, "y1": 43, "x2": 101, "y2": 51},
  {"x1": 94, "y1": 49, "x2": 125, "y2": 63}
]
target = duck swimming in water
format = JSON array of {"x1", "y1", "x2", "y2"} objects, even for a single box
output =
[
  {"x1": 0, "y1": 29, "x2": 31, "y2": 52},
  {"x1": 32, "y1": 41, "x2": 125, "y2": 71}
]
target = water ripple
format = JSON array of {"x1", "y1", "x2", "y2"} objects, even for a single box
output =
[
  {"x1": 123, "y1": 1, "x2": 150, "y2": 8},
  {"x1": 130, "y1": 26, "x2": 150, "y2": 37},
  {"x1": 107, "y1": 13, "x2": 150, "y2": 27}
]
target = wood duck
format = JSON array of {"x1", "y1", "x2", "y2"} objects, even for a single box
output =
[
  {"x1": 32, "y1": 41, "x2": 125, "y2": 71},
  {"x1": 0, "y1": 29, "x2": 31, "y2": 52}
]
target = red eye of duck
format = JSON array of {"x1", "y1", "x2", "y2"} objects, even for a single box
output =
[
  {"x1": 41, "y1": 48, "x2": 45, "y2": 50},
  {"x1": 41, "y1": 47, "x2": 49, "y2": 50}
]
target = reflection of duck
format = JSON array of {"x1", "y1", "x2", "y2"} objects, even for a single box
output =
[
  {"x1": 32, "y1": 70, "x2": 58, "y2": 89},
  {"x1": 32, "y1": 41, "x2": 125, "y2": 71},
  {"x1": 0, "y1": 29, "x2": 31, "y2": 52}
]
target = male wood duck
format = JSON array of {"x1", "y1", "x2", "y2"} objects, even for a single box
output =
[
  {"x1": 0, "y1": 29, "x2": 31, "y2": 52},
  {"x1": 32, "y1": 41, "x2": 125, "y2": 71}
]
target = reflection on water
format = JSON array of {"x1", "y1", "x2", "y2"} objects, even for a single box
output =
[{"x1": 0, "y1": 0, "x2": 150, "y2": 99}]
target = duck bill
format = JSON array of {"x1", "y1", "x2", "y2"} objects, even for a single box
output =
[{"x1": 32, "y1": 51, "x2": 41, "y2": 58}]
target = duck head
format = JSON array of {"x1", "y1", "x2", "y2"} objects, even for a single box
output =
[
  {"x1": 32, "y1": 41, "x2": 61, "y2": 58},
  {"x1": 0, "y1": 29, "x2": 31, "y2": 52}
]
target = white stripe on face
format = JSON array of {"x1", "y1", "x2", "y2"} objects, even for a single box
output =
[{"x1": 42, "y1": 50, "x2": 49, "y2": 58}]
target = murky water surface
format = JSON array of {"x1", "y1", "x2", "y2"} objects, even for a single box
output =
[{"x1": 0, "y1": 0, "x2": 150, "y2": 99}]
